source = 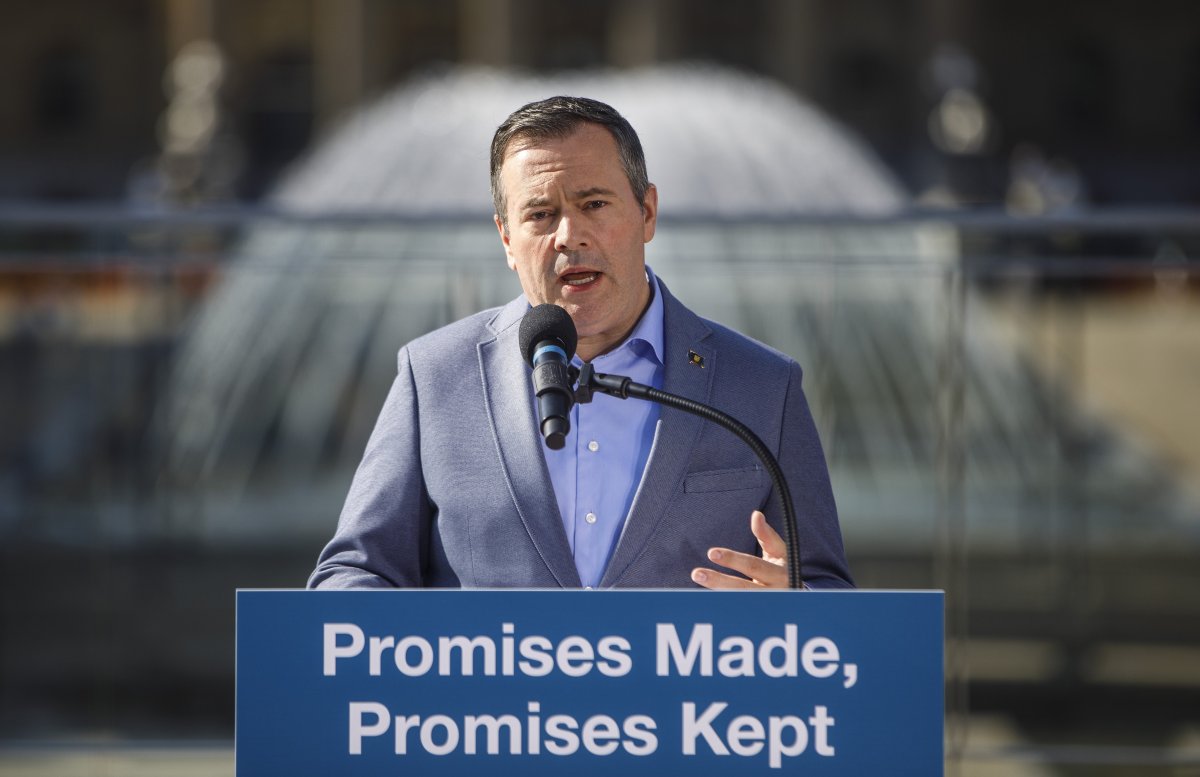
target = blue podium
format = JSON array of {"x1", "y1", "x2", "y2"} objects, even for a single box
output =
[{"x1": 237, "y1": 589, "x2": 943, "y2": 775}]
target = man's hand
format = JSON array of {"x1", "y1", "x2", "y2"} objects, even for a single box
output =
[{"x1": 691, "y1": 510, "x2": 793, "y2": 590}]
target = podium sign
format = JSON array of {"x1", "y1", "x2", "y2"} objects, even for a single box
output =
[{"x1": 237, "y1": 590, "x2": 942, "y2": 775}]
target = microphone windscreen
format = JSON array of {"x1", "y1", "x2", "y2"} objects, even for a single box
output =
[{"x1": 518, "y1": 304, "x2": 578, "y2": 365}]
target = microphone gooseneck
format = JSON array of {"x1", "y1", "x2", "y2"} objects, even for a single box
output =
[
  {"x1": 575, "y1": 363, "x2": 806, "y2": 590},
  {"x1": 516, "y1": 308, "x2": 806, "y2": 588}
]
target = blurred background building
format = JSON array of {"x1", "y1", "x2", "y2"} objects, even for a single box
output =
[
  {"x1": 3, "y1": 0, "x2": 1199, "y2": 207},
  {"x1": 1, "y1": 1, "x2": 1199, "y2": 775}
]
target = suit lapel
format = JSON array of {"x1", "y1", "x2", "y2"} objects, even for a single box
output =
[
  {"x1": 600, "y1": 281, "x2": 714, "y2": 587},
  {"x1": 479, "y1": 298, "x2": 581, "y2": 588}
]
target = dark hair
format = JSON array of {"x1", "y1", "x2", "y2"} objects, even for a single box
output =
[{"x1": 490, "y1": 96, "x2": 649, "y2": 229}]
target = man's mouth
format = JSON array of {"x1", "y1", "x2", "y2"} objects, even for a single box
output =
[{"x1": 561, "y1": 271, "x2": 600, "y2": 287}]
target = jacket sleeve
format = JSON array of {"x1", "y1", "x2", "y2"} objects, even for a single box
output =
[
  {"x1": 774, "y1": 359, "x2": 854, "y2": 589},
  {"x1": 307, "y1": 346, "x2": 431, "y2": 588}
]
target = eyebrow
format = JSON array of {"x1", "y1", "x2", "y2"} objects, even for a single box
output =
[
  {"x1": 573, "y1": 187, "x2": 617, "y2": 200},
  {"x1": 518, "y1": 187, "x2": 618, "y2": 210}
]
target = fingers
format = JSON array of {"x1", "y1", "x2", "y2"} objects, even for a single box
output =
[
  {"x1": 749, "y1": 510, "x2": 787, "y2": 563},
  {"x1": 692, "y1": 547, "x2": 787, "y2": 589},
  {"x1": 712, "y1": 545, "x2": 788, "y2": 587},
  {"x1": 691, "y1": 510, "x2": 791, "y2": 590},
  {"x1": 691, "y1": 565, "x2": 765, "y2": 590}
]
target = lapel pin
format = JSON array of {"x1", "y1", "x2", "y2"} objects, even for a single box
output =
[{"x1": 687, "y1": 350, "x2": 705, "y2": 368}]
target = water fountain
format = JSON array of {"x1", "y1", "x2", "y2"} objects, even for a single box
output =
[{"x1": 159, "y1": 65, "x2": 1195, "y2": 562}]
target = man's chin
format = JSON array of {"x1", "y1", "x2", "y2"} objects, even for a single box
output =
[{"x1": 561, "y1": 305, "x2": 603, "y2": 332}]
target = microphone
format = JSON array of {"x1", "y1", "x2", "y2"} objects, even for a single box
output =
[{"x1": 518, "y1": 304, "x2": 579, "y2": 450}]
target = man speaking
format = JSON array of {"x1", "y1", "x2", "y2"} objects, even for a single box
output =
[{"x1": 308, "y1": 96, "x2": 852, "y2": 591}]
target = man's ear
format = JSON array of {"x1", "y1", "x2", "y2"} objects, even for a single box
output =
[
  {"x1": 641, "y1": 183, "x2": 658, "y2": 243},
  {"x1": 494, "y1": 214, "x2": 516, "y2": 271}
]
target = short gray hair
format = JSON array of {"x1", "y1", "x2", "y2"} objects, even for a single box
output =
[{"x1": 490, "y1": 96, "x2": 649, "y2": 230}]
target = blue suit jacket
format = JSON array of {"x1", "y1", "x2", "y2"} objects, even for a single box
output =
[{"x1": 308, "y1": 279, "x2": 852, "y2": 589}]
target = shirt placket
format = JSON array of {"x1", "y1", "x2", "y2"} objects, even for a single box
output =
[{"x1": 574, "y1": 401, "x2": 604, "y2": 585}]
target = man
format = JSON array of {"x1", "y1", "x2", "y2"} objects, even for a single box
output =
[{"x1": 308, "y1": 96, "x2": 851, "y2": 590}]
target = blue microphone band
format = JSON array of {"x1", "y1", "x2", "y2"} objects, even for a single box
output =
[{"x1": 532, "y1": 343, "x2": 568, "y2": 365}]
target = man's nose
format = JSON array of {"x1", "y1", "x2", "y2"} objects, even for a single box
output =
[{"x1": 554, "y1": 215, "x2": 588, "y2": 252}]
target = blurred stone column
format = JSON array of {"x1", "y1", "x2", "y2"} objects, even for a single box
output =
[
  {"x1": 165, "y1": 0, "x2": 215, "y2": 58},
  {"x1": 929, "y1": 1, "x2": 976, "y2": 756},
  {"x1": 606, "y1": 0, "x2": 681, "y2": 67},
  {"x1": 763, "y1": 0, "x2": 824, "y2": 96},
  {"x1": 936, "y1": 260, "x2": 969, "y2": 776},
  {"x1": 314, "y1": 0, "x2": 367, "y2": 135},
  {"x1": 458, "y1": 0, "x2": 530, "y2": 67},
  {"x1": 923, "y1": 0, "x2": 967, "y2": 45},
  {"x1": 158, "y1": 0, "x2": 235, "y2": 204}
]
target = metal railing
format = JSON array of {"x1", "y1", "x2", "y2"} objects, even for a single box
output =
[{"x1": 2, "y1": 207, "x2": 1198, "y2": 772}]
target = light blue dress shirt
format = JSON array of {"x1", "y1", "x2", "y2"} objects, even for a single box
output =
[{"x1": 541, "y1": 268, "x2": 665, "y2": 588}]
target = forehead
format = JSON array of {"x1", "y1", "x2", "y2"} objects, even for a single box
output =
[{"x1": 500, "y1": 123, "x2": 629, "y2": 195}]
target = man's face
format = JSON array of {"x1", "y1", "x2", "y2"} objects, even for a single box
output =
[{"x1": 495, "y1": 122, "x2": 658, "y2": 362}]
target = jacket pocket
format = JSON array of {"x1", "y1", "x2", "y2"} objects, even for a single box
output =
[{"x1": 683, "y1": 466, "x2": 766, "y2": 494}]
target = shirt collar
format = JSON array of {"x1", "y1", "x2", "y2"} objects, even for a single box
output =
[
  {"x1": 522, "y1": 266, "x2": 665, "y2": 367},
  {"x1": 616, "y1": 264, "x2": 664, "y2": 366}
]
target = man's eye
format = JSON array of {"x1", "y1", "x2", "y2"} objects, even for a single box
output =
[
  {"x1": 585, "y1": 200, "x2": 607, "y2": 209},
  {"x1": 528, "y1": 211, "x2": 549, "y2": 221}
]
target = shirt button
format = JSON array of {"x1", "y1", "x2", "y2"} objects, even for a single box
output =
[
  {"x1": 585, "y1": 512, "x2": 597, "y2": 524},
  {"x1": 588, "y1": 440, "x2": 599, "y2": 452}
]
